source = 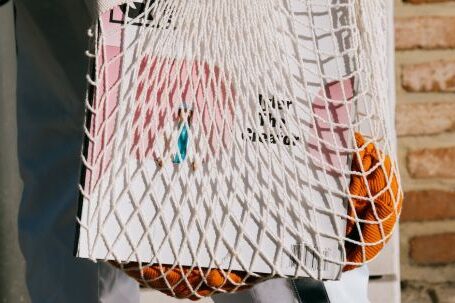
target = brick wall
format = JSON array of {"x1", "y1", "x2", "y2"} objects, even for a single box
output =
[{"x1": 395, "y1": 0, "x2": 455, "y2": 302}]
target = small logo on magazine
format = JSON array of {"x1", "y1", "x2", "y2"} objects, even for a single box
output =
[
  {"x1": 110, "y1": 0, "x2": 176, "y2": 29},
  {"x1": 286, "y1": 243, "x2": 331, "y2": 272}
]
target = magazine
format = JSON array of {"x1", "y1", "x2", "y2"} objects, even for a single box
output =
[{"x1": 76, "y1": 0, "x2": 356, "y2": 280}]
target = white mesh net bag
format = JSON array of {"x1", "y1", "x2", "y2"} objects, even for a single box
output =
[{"x1": 75, "y1": 0, "x2": 403, "y2": 299}]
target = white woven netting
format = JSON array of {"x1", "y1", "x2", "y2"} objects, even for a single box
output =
[{"x1": 76, "y1": 0, "x2": 403, "y2": 299}]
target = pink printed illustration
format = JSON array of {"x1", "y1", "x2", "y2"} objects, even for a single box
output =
[
  {"x1": 309, "y1": 78, "x2": 354, "y2": 174},
  {"x1": 84, "y1": 6, "x2": 236, "y2": 194},
  {"x1": 130, "y1": 57, "x2": 236, "y2": 164}
]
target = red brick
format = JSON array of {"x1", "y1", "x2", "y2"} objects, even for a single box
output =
[
  {"x1": 401, "y1": 282, "x2": 433, "y2": 303},
  {"x1": 401, "y1": 190, "x2": 455, "y2": 221},
  {"x1": 396, "y1": 102, "x2": 455, "y2": 136},
  {"x1": 395, "y1": 16, "x2": 455, "y2": 50},
  {"x1": 435, "y1": 285, "x2": 455, "y2": 303},
  {"x1": 410, "y1": 233, "x2": 455, "y2": 265},
  {"x1": 402, "y1": 61, "x2": 455, "y2": 92},
  {"x1": 407, "y1": 147, "x2": 455, "y2": 178},
  {"x1": 404, "y1": 0, "x2": 455, "y2": 3}
]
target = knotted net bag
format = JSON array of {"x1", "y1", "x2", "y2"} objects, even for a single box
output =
[{"x1": 76, "y1": 0, "x2": 403, "y2": 300}]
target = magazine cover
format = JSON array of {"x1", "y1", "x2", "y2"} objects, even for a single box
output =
[{"x1": 76, "y1": 0, "x2": 357, "y2": 280}]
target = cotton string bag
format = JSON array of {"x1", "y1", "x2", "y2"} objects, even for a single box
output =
[{"x1": 76, "y1": 0, "x2": 403, "y2": 300}]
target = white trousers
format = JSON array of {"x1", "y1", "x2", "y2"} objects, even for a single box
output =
[
  {"x1": 14, "y1": 1, "x2": 370, "y2": 302},
  {"x1": 213, "y1": 266, "x2": 370, "y2": 303}
]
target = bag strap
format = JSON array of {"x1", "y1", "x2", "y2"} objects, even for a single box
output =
[{"x1": 291, "y1": 278, "x2": 330, "y2": 303}]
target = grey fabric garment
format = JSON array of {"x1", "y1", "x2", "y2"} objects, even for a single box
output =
[
  {"x1": 212, "y1": 266, "x2": 370, "y2": 303},
  {"x1": 14, "y1": 1, "x2": 140, "y2": 302}
]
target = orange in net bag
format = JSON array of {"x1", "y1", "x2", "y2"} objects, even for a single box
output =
[
  {"x1": 115, "y1": 263, "x2": 262, "y2": 300},
  {"x1": 343, "y1": 133, "x2": 403, "y2": 271}
]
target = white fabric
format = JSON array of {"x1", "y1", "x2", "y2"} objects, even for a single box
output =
[
  {"x1": 14, "y1": 1, "x2": 139, "y2": 302},
  {"x1": 212, "y1": 266, "x2": 370, "y2": 303},
  {"x1": 325, "y1": 266, "x2": 370, "y2": 303},
  {"x1": 213, "y1": 279, "x2": 299, "y2": 303},
  {"x1": 96, "y1": 0, "x2": 131, "y2": 13}
]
